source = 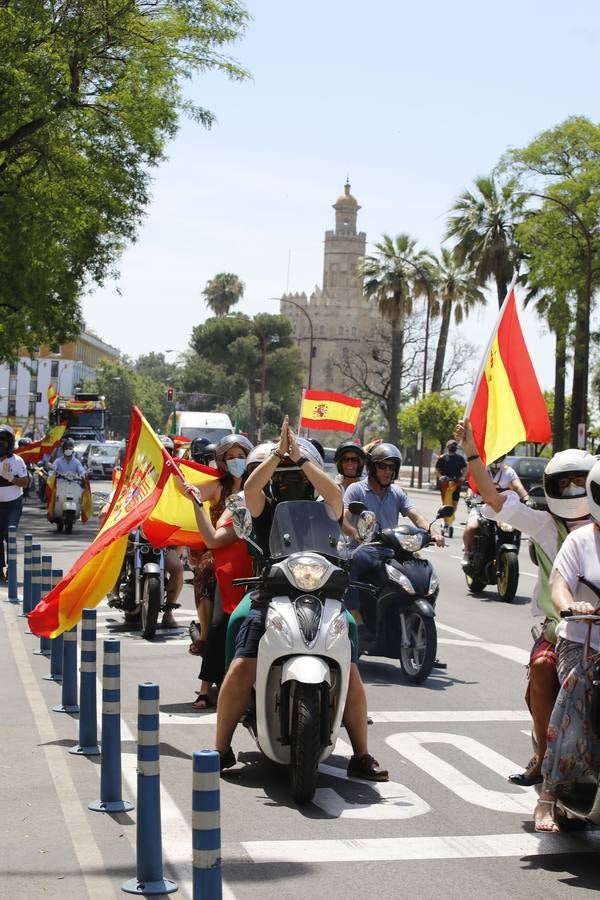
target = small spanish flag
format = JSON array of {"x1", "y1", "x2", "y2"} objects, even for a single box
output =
[
  {"x1": 47, "y1": 384, "x2": 58, "y2": 409},
  {"x1": 466, "y1": 285, "x2": 551, "y2": 465},
  {"x1": 300, "y1": 390, "x2": 362, "y2": 433}
]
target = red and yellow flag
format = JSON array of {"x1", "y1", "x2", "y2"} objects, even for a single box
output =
[
  {"x1": 27, "y1": 408, "x2": 217, "y2": 638},
  {"x1": 466, "y1": 286, "x2": 551, "y2": 465},
  {"x1": 47, "y1": 384, "x2": 58, "y2": 409},
  {"x1": 299, "y1": 390, "x2": 362, "y2": 433},
  {"x1": 15, "y1": 423, "x2": 67, "y2": 464},
  {"x1": 143, "y1": 458, "x2": 219, "y2": 550}
]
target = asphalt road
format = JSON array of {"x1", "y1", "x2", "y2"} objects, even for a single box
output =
[{"x1": 3, "y1": 481, "x2": 599, "y2": 900}]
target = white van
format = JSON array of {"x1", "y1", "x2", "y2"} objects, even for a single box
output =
[{"x1": 171, "y1": 411, "x2": 234, "y2": 443}]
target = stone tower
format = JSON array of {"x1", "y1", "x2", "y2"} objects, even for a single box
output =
[{"x1": 280, "y1": 181, "x2": 387, "y2": 401}]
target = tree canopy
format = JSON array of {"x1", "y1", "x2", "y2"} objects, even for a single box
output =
[{"x1": 0, "y1": 0, "x2": 249, "y2": 360}]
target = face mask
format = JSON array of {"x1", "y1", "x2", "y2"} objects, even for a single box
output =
[
  {"x1": 226, "y1": 458, "x2": 246, "y2": 478},
  {"x1": 561, "y1": 484, "x2": 585, "y2": 498},
  {"x1": 64, "y1": 449, "x2": 73, "y2": 458}
]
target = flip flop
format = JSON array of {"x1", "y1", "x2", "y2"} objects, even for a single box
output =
[{"x1": 191, "y1": 694, "x2": 214, "y2": 711}]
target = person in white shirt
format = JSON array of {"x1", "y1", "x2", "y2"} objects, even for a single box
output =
[
  {"x1": 0, "y1": 426, "x2": 29, "y2": 581},
  {"x1": 462, "y1": 454, "x2": 530, "y2": 560},
  {"x1": 52, "y1": 438, "x2": 86, "y2": 479}
]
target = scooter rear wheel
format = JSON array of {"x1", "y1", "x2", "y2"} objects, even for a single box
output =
[
  {"x1": 399, "y1": 613, "x2": 437, "y2": 684},
  {"x1": 497, "y1": 551, "x2": 519, "y2": 603},
  {"x1": 290, "y1": 683, "x2": 321, "y2": 805},
  {"x1": 141, "y1": 574, "x2": 161, "y2": 640}
]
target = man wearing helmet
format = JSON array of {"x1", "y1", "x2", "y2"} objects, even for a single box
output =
[
  {"x1": 462, "y1": 453, "x2": 529, "y2": 564},
  {"x1": 334, "y1": 441, "x2": 366, "y2": 496},
  {"x1": 0, "y1": 426, "x2": 29, "y2": 581},
  {"x1": 52, "y1": 438, "x2": 86, "y2": 480},
  {"x1": 456, "y1": 418, "x2": 594, "y2": 832},
  {"x1": 435, "y1": 439, "x2": 467, "y2": 515},
  {"x1": 190, "y1": 437, "x2": 216, "y2": 467},
  {"x1": 343, "y1": 441, "x2": 445, "y2": 648},
  {"x1": 213, "y1": 416, "x2": 389, "y2": 782}
]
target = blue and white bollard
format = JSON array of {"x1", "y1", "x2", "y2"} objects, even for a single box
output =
[
  {"x1": 18, "y1": 534, "x2": 33, "y2": 617},
  {"x1": 6, "y1": 525, "x2": 19, "y2": 604},
  {"x1": 53, "y1": 618, "x2": 79, "y2": 713},
  {"x1": 192, "y1": 751, "x2": 222, "y2": 900},
  {"x1": 70, "y1": 608, "x2": 100, "y2": 756},
  {"x1": 89, "y1": 640, "x2": 133, "y2": 814},
  {"x1": 122, "y1": 683, "x2": 176, "y2": 896},
  {"x1": 31, "y1": 548, "x2": 51, "y2": 655},
  {"x1": 43, "y1": 630, "x2": 63, "y2": 682}
]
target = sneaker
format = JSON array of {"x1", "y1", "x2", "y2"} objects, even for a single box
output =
[
  {"x1": 347, "y1": 753, "x2": 389, "y2": 782},
  {"x1": 219, "y1": 747, "x2": 236, "y2": 771},
  {"x1": 161, "y1": 607, "x2": 178, "y2": 628}
]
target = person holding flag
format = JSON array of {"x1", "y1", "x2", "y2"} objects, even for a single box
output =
[{"x1": 0, "y1": 426, "x2": 29, "y2": 581}]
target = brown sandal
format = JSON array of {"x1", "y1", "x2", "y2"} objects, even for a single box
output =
[
  {"x1": 188, "y1": 640, "x2": 206, "y2": 656},
  {"x1": 191, "y1": 693, "x2": 214, "y2": 711}
]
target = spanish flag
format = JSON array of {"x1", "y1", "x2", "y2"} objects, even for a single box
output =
[
  {"x1": 15, "y1": 423, "x2": 67, "y2": 464},
  {"x1": 28, "y1": 408, "x2": 218, "y2": 638},
  {"x1": 466, "y1": 285, "x2": 551, "y2": 465},
  {"x1": 47, "y1": 384, "x2": 58, "y2": 409},
  {"x1": 300, "y1": 390, "x2": 362, "y2": 433}
]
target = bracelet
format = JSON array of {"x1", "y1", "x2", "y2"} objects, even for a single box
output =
[
  {"x1": 296, "y1": 456, "x2": 308, "y2": 468},
  {"x1": 271, "y1": 449, "x2": 285, "y2": 460},
  {"x1": 467, "y1": 453, "x2": 479, "y2": 462}
]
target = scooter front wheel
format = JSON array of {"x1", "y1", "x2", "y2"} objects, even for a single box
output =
[
  {"x1": 290, "y1": 683, "x2": 321, "y2": 805},
  {"x1": 63, "y1": 511, "x2": 75, "y2": 535},
  {"x1": 141, "y1": 575, "x2": 161, "y2": 640},
  {"x1": 399, "y1": 613, "x2": 437, "y2": 684}
]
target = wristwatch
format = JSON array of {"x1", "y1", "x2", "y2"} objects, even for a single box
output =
[{"x1": 296, "y1": 456, "x2": 308, "y2": 468}]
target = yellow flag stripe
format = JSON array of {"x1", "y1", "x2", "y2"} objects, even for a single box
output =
[{"x1": 483, "y1": 335, "x2": 526, "y2": 462}]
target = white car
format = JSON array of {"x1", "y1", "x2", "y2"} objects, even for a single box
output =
[{"x1": 87, "y1": 441, "x2": 123, "y2": 479}]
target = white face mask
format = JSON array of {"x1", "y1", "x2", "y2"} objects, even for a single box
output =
[
  {"x1": 64, "y1": 449, "x2": 73, "y2": 457},
  {"x1": 226, "y1": 458, "x2": 246, "y2": 478},
  {"x1": 561, "y1": 484, "x2": 585, "y2": 497}
]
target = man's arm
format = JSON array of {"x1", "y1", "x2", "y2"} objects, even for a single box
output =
[
  {"x1": 406, "y1": 507, "x2": 444, "y2": 547},
  {"x1": 454, "y1": 419, "x2": 506, "y2": 513}
]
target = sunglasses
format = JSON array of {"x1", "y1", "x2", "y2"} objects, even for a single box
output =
[
  {"x1": 375, "y1": 462, "x2": 395, "y2": 471},
  {"x1": 557, "y1": 475, "x2": 587, "y2": 490}
]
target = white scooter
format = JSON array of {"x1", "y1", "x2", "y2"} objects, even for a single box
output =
[
  {"x1": 53, "y1": 472, "x2": 84, "y2": 534},
  {"x1": 231, "y1": 499, "x2": 353, "y2": 805}
]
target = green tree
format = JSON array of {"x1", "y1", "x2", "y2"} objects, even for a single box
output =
[
  {"x1": 428, "y1": 248, "x2": 486, "y2": 392},
  {"x1": 86, "y1": 359, "x2": 169, "y2": 437},
  {"x1": 358, "y1": 234, "x2": 427, "y2": 443},
  {"x1": 202, "y1": 272, "x2": 246, "y2": 318},
  {"x1": 446, "y1": 174, "x2": 526, "y2": 307},
  {"x1": 410, "y1": 393, "x2": 465, "y2": 452},
  {"x1": 0, "y1": 0, "x2": 249, "y2": 360}
]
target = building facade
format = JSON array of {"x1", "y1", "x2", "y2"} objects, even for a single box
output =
[{"x1": 0, "y1": 330, "x2": 119, "y2": 437}]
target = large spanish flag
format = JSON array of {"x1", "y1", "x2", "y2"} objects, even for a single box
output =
[
  {"x1": 28, "y1": 408, "x2": 218, "y2": 638},
  {"x1": 15, "y1": 423, "x2": 67, "y2": 464},
  {"x1": 466, "y1": 285, "x2": 551, "y2": 465},
  {"x1": 300, "y1": 390, "x2": 362, "y2": 433}
]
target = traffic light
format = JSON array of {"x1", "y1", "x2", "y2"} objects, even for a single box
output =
[{"x1": 166, "y1": 388, "x2": 174, "y2": 402}]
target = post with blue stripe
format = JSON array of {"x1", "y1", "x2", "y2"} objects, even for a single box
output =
[
  {"x1": 70, "y1": 608, "x2": 100, "y2": 755},
  {"x1": 18, "y1": 533, "x2": 33, "y2": 617},
  {"x1": 44, "y1": 630, "x2": 63, "y2": 682},
  {"x1": 53, "y1": 610, "x2": 79, "y2": 714},
  {"x1": 122, "y1": 683, "x2": 176, "y2": 895},
  {"x1": 32, "y1": 549, "x2": 51, "y2": 655},
  {"x1": 89, "y1": 640, "x2": 133, "y2": 814},
  {"x1": 6, "y1": 525, "x2": 19, "y2": 603},
  {"x1": 192, "y1": 751, "x2": 222, "y2": 900}
]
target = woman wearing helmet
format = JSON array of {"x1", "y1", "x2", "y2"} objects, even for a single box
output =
[
  {"x1": 334, "y1": 441, "x2": 366, "y2": 495},
  {"x1": 0, "y1": 426, "x2": 29, "y2": 581},
  {"x1": 456, "y1": 418, "x2": 595, "y2": 832},
  {"x1": 212, "y1": 416, "x2": 389, "y2": 781}
]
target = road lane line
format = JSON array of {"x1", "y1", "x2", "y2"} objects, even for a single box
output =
[
  {"x1": 449, "y1": 555, "x2": 537, "y2": 578},
  {"x1": 242, "y1": 830, "x2": 600, "y2": 863},
  {"x1": 159, "y1": 710, "x2": 530, "y2": 726},
  {"x1": 436, "y1": 623, "x2": 482, "y2": 640}
]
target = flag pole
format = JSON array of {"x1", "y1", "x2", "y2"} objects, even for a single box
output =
[
  {"x1": 296, "y1": 390, "x2": 306, "y2": 436},
  {"x1": 464, "y1": 274, "x2": 518, "y2": 420}
]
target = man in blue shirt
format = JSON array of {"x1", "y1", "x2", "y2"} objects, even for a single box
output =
[
  {"x1": 343, "y1": 442, "x2": 444, "y2": 650},
  {"x1": 52, "y1": 438, "x2": 86, "y2": 479}
]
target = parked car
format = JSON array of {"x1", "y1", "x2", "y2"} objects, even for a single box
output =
[
  {"x1": 503, "y1": 455, "x2": 548, "y2": 496},
  {"x1": 73, "y1": 440, "x2": 92, "y2": 464},
  {"x1": 322, "y1": 446, "x2": 337, "y2": 476},
  {"x1": 87, "y1": 441, "x2": 124, "y2": 478}
]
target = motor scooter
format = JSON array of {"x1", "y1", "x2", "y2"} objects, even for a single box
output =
[
  {"x1": 462, "y1": 497, "x2": 521, "y2": 602},
  {"x1": 107, "y1": 527, "x2": 168, "y2": 640},
  {"x1": 230, "y1": 499, "x2": 353, "y2": 805},
  {"x1": 51, "y1": 472, "x2": 83, "y2": 534}
]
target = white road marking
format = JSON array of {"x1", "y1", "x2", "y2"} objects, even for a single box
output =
[
  {"x1": 368, "y1": 710, "x2": 530, "y2": 723},
  {"x1": 387, "y1": 732, "x2": 532, "y2": 813},
  {"x1": 436, "y1": 622, "x2": 482, "y2": 641},
  {"x1": 242, "y1": 830, "x2": 600, "y2": 863},
  {"x1": 449, "y1": 554, "x2": 537, "y2": 578}
]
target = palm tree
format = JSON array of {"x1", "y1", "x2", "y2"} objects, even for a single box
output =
[
  {"x1": 358, "y1": 234, "x2": 422, "y2": 444},
  {"x1": 429, "y1": 248, "x2": 486, "y2": 392},
  {"x1": 445, "y1": 175, "x2": 525, "y2": 307},
  {"x1": 202, "y1": 272, "x2": 245, "y2": 317}
]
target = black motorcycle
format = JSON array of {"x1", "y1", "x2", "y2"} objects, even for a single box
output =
[
  {"x1": 107, "y1": 528, "x2": 168, "y2": 640},
  {"x1": 349, "y1": 502, "x2": 451, "y2": 684},
  {"x1": 462, "y1": 500, "x2": 521, "y2": 602}
]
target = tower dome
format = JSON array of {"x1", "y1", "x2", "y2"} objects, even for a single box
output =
[{"x1": 333, "y1": 179, "x2": 360, "y2": 234}]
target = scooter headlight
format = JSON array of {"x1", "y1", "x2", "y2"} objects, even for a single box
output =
[
  {"x1": 385, "y1": 563, "x2": 416, "y2": 594},
  {"x1": 265, "y1": 607, "x2": 292, "y2": 648},
  {"x1": 427, "y1": 572, "x2": 439, "y2": 596},
  {"x1": 325, "y1": 612, "x2": 348, "y2": 650},
  {"x1": 397, "y1": 533, "x2": 426, "y2": 552},
  {"x1": 286, "y1": 555, "x2": 330, "y2": 591}
]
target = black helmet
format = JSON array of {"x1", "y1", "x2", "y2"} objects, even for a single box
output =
[
  {"x1": 61, "y1": 437, "x2": 75, "y2": 452},
  {"x1": 271, "y1": 438, "x2": 324, "y2": 502},
  {"x1": 334, "y1": 441, "x2": 366, "y2": 475},
  {"x1": 18, "y1": 437, "x2": 32, "y2": 447},
  {"x1": 366, "y1": 442, "x2": 402, "y2": 479},
  {"x1": 191, "y1": 436, "x2": 213, "y2": 465},
  {"x1": 0, "y1": 425, "x2": 15, "y2": 455}
]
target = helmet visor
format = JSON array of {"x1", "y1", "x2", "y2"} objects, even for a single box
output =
[{"x1": 545, "y1": 471, "x2": 589, "y2": 500}]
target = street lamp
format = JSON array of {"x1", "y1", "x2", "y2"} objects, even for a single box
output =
[{"x1": 272, "y1": 297, "x2": 315, "y2": 390}]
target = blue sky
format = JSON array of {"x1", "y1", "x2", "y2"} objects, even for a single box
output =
[{"x1": 82, "y1": 0, "x2": 600, "y2": 392}]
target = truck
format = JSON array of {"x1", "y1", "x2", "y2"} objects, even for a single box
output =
[
  {"x1": 49, "y1": 392, "x2": 108, "y2": 442},
  {"x1": 166, "y1": 410, "x2": 234, "y2": 443}
]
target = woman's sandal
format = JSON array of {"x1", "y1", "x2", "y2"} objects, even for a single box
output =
[
  {"x1": 188, "y1": 640, "x2": 205, "y2": 657},
  {"x1": 534, "y1": 798, "x2": 561, "y2": 833},
  {"x1": 191, "y1": 693, "x2": 214, "y2": 711}
]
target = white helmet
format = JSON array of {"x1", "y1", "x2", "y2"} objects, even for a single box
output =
[
  {"x1": 246, "y1": 442, "x2": 276, "y2": 473},
  {"x1": 543, "y1": 448, "x2": 595, "y2": 520},
  {"x1": 587, "y1": 459, "x2": 600, "y2": 522}
]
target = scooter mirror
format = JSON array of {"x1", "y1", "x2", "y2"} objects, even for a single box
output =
[
  {"x1": 436, "y1": 505, "x2": 454, "y2": 521},
  {"x1": 348, "y1": 500, "x2": 367, "y2": 516},
  {"x1": 357, "y1": 509, "x2": 377, "y2": 543},
  {"x1": 231, "y1": 506, "x2": 253, "y2": 540}
]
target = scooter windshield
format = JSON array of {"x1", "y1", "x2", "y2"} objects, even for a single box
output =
[{"x1": 269, "y1": 500, "x2": 344, "y2": 560}]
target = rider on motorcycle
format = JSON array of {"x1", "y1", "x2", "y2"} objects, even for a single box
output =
[
  {"x1": 456, "y1": 418, "x2": 594, "y2": 832},
  {"x1": 435, "y1": 439, "x2": 467, "y2": 513},
  {"x1": 52, "y1": 438, "x2": 86, "y2": 479},
  {"x1": 343, "y1": 442, "x2": 444, "y2": 649},
  {"x1": 334, "y1": 440, "x2": 366, "y2": 495},
  {"x1": 211, "y1": 416, "x2": 389, "y2": 781},
  {"x1": 190, "y1": 436, "x2": 217, "y2": 467}
]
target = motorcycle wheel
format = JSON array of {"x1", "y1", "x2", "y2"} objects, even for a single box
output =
[
  {"x1": 290, "y1": 683, "x2": 321, "y2": 805},
  {"x1": 141, "y1": 575, "x2": 161, "y2": 640},
  {"x1": 64, "y1": 511, "x2": 75, "y2": 535},
  {"x1": 497, "y1": 551, "x2": 519, "y2": 603},
  {"x1": 399, "y1": 613, "x2": 437, "y2": 684}
]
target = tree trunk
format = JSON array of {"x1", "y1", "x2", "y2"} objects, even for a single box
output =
[
  {"x1": 248, "y1": 384, "x2": 258, "y2": 443},
  {"x1": 388, "y1": 319, "x2": 402, "y2": 444},
  {"x1": 430, "y1": 298, "x2": 452, "y2": 393},
  {"x1": 496, "y1": 277, "x2": 507, "y2": 308},
  {"x1": 569, "y1": 285, "x2": 587, "y2": 447},
  {"x1": 553, "y1": 326, "x2": 567, "y2": 453}
]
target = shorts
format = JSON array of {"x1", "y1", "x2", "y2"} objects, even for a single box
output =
[
  {"x1": 525, "y1": 630, "x2": 557, "y2": 711},
  {"x1": 233, "y1": 607, "x2": 265, "y2": 660}
]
